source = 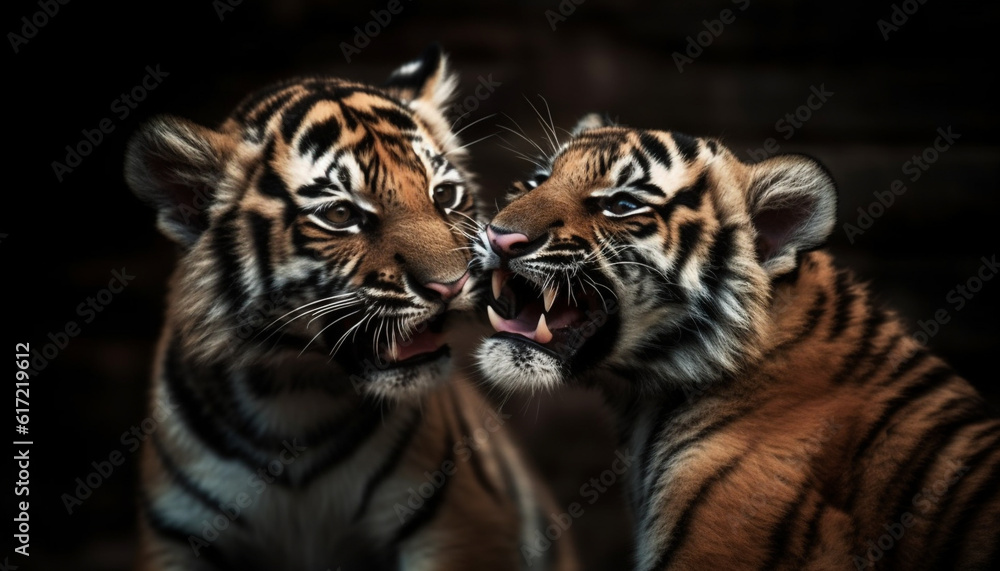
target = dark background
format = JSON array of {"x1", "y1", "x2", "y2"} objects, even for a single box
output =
[{"x1": 5, "y1": 0, "x2": 998, "y2": 569}]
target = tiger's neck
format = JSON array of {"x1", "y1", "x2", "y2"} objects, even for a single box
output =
[{"x1": 153, "y1": 325, "x2": 410, "y2": 468}]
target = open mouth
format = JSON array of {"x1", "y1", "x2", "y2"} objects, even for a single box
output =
[
  {"x1": 365, "y1": 312, "x2": 451, "y2": 370},
  {"x1": 485, "y1": 269, "x2": 612, "y2": 361}
]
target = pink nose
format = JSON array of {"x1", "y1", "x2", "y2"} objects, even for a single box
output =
[
  {"x1": 486, "y1": 225, "x2": 530, "y2": 256},
  {"x1": 424, "y1": 271, "x2": 470, "y2": 301}
]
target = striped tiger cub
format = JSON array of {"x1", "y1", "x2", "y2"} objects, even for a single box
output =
[
  {"x1": 124, "y1": 46, "x2": 576, "y2": 571},
  {"x1": 473, "y1": 114, "x2": 999, "y2": 570}
]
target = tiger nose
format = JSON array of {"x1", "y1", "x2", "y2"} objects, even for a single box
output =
[
  {"x1": 424, "y1": 271, "x2": 470, "y2": 301},
  {"x1": 487, "y1": 225, "x2": 530, "y2": 256}
]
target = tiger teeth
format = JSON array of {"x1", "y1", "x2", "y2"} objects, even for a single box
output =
[
  {"x1": 492, "y1": 271, "x2": 504, "y2": 300},
  {"x1": 542, "y1": 287, "x2": 557, "y2": 313},
  {"x1": 487, "y1": 305, "x2": 504, "y2": 332},
  {"x1": 535, "y1": 314, "x2": 553, "y2": 344}
]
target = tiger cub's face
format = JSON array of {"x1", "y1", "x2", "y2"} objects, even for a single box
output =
[
  {"x1": 126, "y1": 47, "x2": 480, "y2": 401},
  {"x1": 474, "y1": 115, "x2": 837, "y2": 395}
]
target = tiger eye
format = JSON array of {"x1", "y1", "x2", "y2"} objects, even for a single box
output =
[
  {"x1": 325, "y1": 204, "x2": 355, "y2": 226},
  {"x1": 433, "y1": 184, "x2": 457, "y2": 207}
]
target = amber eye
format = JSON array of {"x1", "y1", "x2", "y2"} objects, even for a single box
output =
[
  {"x1": 432, "y1": 183, "x2": 460, "y2": 209},
  {"x1": 323, "y1": 202, "x2": 361, "y2": 228}
]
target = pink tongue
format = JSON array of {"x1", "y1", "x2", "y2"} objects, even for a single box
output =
[
  {"x1": 490, "y1": 303, "x2": 586, "y2": 342},
  {"x1": 390, "y1": 330, "x2": 444, "y2": 362}
]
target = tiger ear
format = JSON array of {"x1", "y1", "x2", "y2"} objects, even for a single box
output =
[
  {"x1": 124, "y1": 116, "x2": 233, "y2": 248},
  {"x1": 746, "y1": 154, "x2": 837, "y2": 277},
  {"x1": 384, "y1": 43, "x2": 457, "y2": 113},
  {"x1": 383, "y1": 43, "x2": 460, "y2": 149},
  {"x1": 571, "y1": 113, "x2": 612, "y2": 136}
]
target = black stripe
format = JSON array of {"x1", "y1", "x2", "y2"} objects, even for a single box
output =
[
  {"x1": 352, "y1": 410, "x2": 423, "y2": 522},
  {"x1": 671, "y1": 132, "x2": 700, "y2": 162},
  {"x1": 370, "y1": 105, "x2": 418, "y2": 132},
  {"x1": 280, "y1": 93, "x2": 325, "y2": 143},
  {"x1": 799, "y1": 499, "x2": 825, "y2": 564},
  {"x1": 139, "y1": 490, "x2": 235, "y2": 570},
  {"x1": 904, "y1": 423, "x2": 1000, "y2": 570},
  {"x1": 648, "y1": 452, "x2": 746, "y2": 570},
  {"x1": 672, "y1": 222, "x2": 703, "y2": 273},
  {"x1": 149, "y1": 433, "x2": 252, "y2": 532},
  {"x1": 246, "y1": 212, "x2": 274, "y2": 294},
  {"x1": 296, "y1": 402, "x2": 385, "y2": 487},
  {"x1": 638, "y1": 402, "x2": 677, "y2": 505},
  {"x1": 937, "y1": 453, "x2": 1000, "y2": 571},
  {"x1": 298, "y1": 116, "x2": 342, "y2": 160},
  {"x1": 246, "y1": 91, "x2": 294, "y2": 136},
  {"x1": 760, "y1": 483, "x2": 811, "y2": 570},
  {"x1": 765, "y1": 288, "x2": 829, "y2": 363},
  {"x1": 877, "y1": 346, "x2": 931, "y2": 388},
  {"x1": 631, "y1": 222, "x2": 659, "y2": 239},
  {"x1": 844, "y1": 365, "x2": 956, "y2": 509},
  {"x1": 702, "y1": 224, "x2": 736, "y2": 292},
  {"x1": 210, "y1": 208, "x2": 249, "y2": 312},
  {"x1": 830, "y1": 308, "x2": 888, "y2": 385},
  {"x1": 163, "y1": 339, "x2": 252, "y2": 467},
  {"x1": 640, "y1": 131, "x2": 672, "y2": 169},
  {"x1": 879, "y1": 399, "x2": 987, "y2": 559},
  {"x1": 828, "y1": 271, "x2": 855, "y2": 340},
  {"x1": 451, "y1": 399, "x2": 504, "y2": 504},
  {"x1": 393, "y1": 431, "x2": 456, "y2": 545},
  {"x1": 849, "y1": 332, "x2": 903, "y2": 387}
]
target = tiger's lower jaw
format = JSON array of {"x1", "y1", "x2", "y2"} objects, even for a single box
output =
[
  {"x1": 477, "y1": 268, "x2": 620, "y2": 392},
  {"x1": 358, "y1": 346, "x2": 453, "y2": 401},
  {"x1": 475, "y1": 336, "x2": 568, "y2": 393},
  {"x1": 344, "y1": 314, "x2": 459, "y2": 401}
]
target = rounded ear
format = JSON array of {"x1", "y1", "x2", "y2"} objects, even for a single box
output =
[
  {"x1": 382, "y1": 43, "x2": 461, "y2": 152},
  {"x1": 746, "y1": 154, "x2": 837, "y2": 277},
  {"x1": 124, "y1": 116, "x2": 233, "y2": 248},
  {"x1": 383, "y1": 43, "x2": 457, "y2": 114},
  {"x1": 570, "y1": 113, "x2": 614, "y2": 136}
]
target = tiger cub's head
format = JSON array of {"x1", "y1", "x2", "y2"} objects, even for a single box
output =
[
  {"x1": 475, "y1": 115, "x2": 836, "y2": 395},
  {"x1": 125, "y1": 46, "x2": 480, "y2": 401}
]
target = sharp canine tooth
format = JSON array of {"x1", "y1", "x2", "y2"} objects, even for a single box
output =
[
  {"x1": 487, "y1": 306, "x2": 504, "y2": 332},
  {"x1": 542, "y1": 287, "x2": 557, "y2": 313},
  {"x1": 535, "y1": 314, "x2": 553, "y2": 344},
  {"x1": 492, "y1": 272, "x2": 503, "y2": 300}
]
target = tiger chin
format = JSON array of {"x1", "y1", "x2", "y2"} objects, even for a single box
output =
[
  {"x1": 125, "y1": 46, "x2": 577, "y2": 571},
  {"x1": 475, "y1": 115, "x2": 999, "y2": 570}
]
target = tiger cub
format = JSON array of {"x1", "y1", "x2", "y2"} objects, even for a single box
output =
[
  {"x1": 473, "y1": 114, "x2": 999, "y2": 570},
  {"x1": 124, "y1": 46, "x2": 576, "y2": 571}
]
